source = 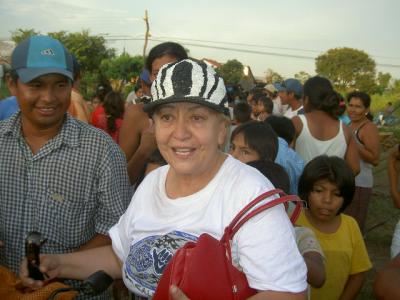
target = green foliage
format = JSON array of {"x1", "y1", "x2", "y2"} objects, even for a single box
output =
[
  {"x1": 315, "y1": 47, "x2": 377, "y2": 93},
  {"x1": 376, "y1": 72, "x2": 392, "y2": 94},
  {"x1": 216, "y1": 59, "x2": 244, "y2": 85},
  {"x1": 100, "y1": 53, "x2": 144, "y2": 83},
  {"x1": 48, "y1": 30, "x2": 115, "y2": 73},
  {"x1": 294, "y1": 71, "x2": 311, "y2": 84},
  {"x1": 9, "y1": 28, "x2": 117, "y2": 98},
  {"x1": 265, "y1": 68, "x2": 283, "y2": 84},
  {"x1": 10, "y1": 28, "x2": 41, "y2": 43}
]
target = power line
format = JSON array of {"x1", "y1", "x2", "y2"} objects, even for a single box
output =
[
  {"x1": 105, "y1": 34, "x2": 400, "y2": 61},
  {"x1": 104, "y1": 37, "x2": 400, "y2": 69}
]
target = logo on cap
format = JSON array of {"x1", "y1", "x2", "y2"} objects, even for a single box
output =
[{"x1": 41, "y1": 48, "x2": 55, "y2": 56}]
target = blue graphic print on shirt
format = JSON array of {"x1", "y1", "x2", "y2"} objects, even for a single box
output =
[{"x1": 123, "y1": 230, "x2": 198, "y2": 297}]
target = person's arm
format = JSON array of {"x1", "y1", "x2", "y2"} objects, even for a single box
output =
[
  {"x1": 291, "y1": 116, "x2": 303, "y2": 148},
  {"x1": 339, "y1": 272, "x2": 367, "y2": 300},
  {"x1": 126, "y1": 122, "x2": 157, "y2": 184},
  {"x1": 343, "y1": 125, "x2": 360, "y2": 175},
  {"x1": 119, "y1": 104, "x2": 157, "y2": 184},
  {"x1": 19, "y1": 245, "x2": 122, "y2": 288},
  {"x1": 294, "y1": 226, "x2": 325, "y2": 288},
  {"x1": 119, "y1": 104, "x2": 148, "y2": 160},
  {"x1": 388, "y1": 146, "x2": 400, "y2": 208},
  {"x1": 357, "y1": 122, "x2": 380, "y2": 166},
  {"x1": 78, "y1": 233, "x2": 111, "y2": 251},
  {"x1": 373, "y1": 254, "x2": 400, "y2": 300},
  {"x1": 303, "y1": 251, "x2": 325, "y2": 288}
]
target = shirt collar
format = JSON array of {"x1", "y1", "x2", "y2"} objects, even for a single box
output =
[{"x1": 0, "y1": 112, "x2": 80, "y2": 148}]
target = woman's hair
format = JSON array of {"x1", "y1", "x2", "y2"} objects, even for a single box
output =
[
  {"x1": 145, "y1": 42, "x2": 188, "y2": 72},
  {"x1": 337, "y1": 93, "x2": 346, "y2": 116},
  {"x1": 256, "y1": 95, "x2": 273, "y2": 114},
  {"x1": 103, "y1": 91, "x2": 125, "y2": 133},
  {"x1": 233, "y1": 102, "x2": 252, "y2": 123},
  {"x1": 247, "y1": 160, "x2": 291, "y2": 194},
  {"x1": 347, "y1": 91, "x2": 373, "y2": 121},
  {"x1": 298, "y1": 155, "x2": 355, "y2": 214},
  {"x1": 303, "y1": 76, "x2": 341, "y2": 118},
  {"x1": 96, "y1": 83, "x2": 112, "y2": 103},
  {"x1": 231, "y1": 121, "x2": 278, "y2": 161},
  {"x1": 265, "y1": 115, "x2": 295, "y2": 145}
]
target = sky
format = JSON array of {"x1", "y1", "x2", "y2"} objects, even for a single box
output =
[{"x1": 1, "y1": 0, "x2": 400, "y2": 79}]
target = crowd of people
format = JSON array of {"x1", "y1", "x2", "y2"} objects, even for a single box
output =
[{"x1": 0, "y1": 35, "x2": 399, "y2": 300}]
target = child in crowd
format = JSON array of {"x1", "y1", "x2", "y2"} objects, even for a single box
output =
[
  {"x1": 265, "y1": 115, "x2": 305, "y2": 194},
  {"x1": 230, "y1": 121, "x2": 278, "y2": 163},
  {"x1": 232, "y1": 101, "x2": 252, "y2": 125},
  {"x1": 224, "y1": 101, "x2": 252, "y2": 152},
  {"x1": 296, "y1": 155, "x2": 372, "y2": 300},
  {"x1": 253, "y1": 95, "x2": 273, "y2": 121},
  {"x1": 230, "y1": 121, "x2": 326, "y2": 289}
]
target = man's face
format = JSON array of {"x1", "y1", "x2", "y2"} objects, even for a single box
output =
[
  {"x1": 8, "y1": 73, "x2": 72, "y2": 131},
  {"x1": 278, "y1": 90, "x2": 289, "y2": 105}
]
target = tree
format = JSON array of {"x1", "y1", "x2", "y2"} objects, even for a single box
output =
[
  {"x1": 216, "y1": 59, "x2": 244, "y2": 85},
  {"x1": 315, "y1": 47, "x2": 376, "y2": 93},
  {"x1": 375, "y1": 72, "x2": 392, "y2": 94},
  {"x1": 265, "y1": 68, "x2": 283, "y2": 84},
  {"x1": 48, "y1": 30, "x2": 115, "y2": 73},
  {"x1": 294, "y1": 71, "x2": 311, "y2": 84},
  {"x1": 100, "y1": 53, "x2": 144, "y2": 83},
  {"x1": 10, "y1": 28, "x2": 41, "y2": 44}
]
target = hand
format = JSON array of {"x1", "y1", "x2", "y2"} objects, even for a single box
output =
[
  {"x1": 19, "y1": 254, "x2": 61, "y2": 289},
  {"x1": 170, "y1": 285, "x2": 190, "y2": 300}
]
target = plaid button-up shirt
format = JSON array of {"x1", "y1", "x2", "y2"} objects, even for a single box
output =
[{"x1": 0, "y1": 113, "x2": 132, "y2": 298}]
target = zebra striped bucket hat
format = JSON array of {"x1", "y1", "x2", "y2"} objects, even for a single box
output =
[{"x1": 144, "y1": 59, "x2": 229, "y2": 115}]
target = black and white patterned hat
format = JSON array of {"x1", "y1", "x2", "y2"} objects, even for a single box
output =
[{"x1": 144, "y1": 59, "x2": 229, "y2": 115}]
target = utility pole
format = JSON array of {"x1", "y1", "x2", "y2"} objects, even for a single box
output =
[{"x1": 143, "y1": 10, "x2": 150, "y2": 60}]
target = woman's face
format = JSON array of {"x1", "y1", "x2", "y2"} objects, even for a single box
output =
[
  {"x1": 150, "y1": 55, "x2": 177, "y2": 82},
  {"x1": 153, "y1": 102, "x2": 227, "y2": 179},
  {"x1": 307, "y1": 179, "x2": 344, "y2": 222},
  {"x1": 230, "y1": 132, "x2": 260, "y2": 163},
  {"x1": 347, "y1": 97, "x2": 368, "y2": 122}
]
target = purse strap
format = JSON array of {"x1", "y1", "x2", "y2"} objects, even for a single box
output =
[{"x1": 221, "y1": 189, "x2": 302, "y2": 243}]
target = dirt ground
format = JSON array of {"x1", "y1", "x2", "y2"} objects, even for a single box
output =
[{"x1": 357, "y1": 146, "x2": 399, "y2": 299}]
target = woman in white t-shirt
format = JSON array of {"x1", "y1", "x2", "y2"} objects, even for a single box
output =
[{"x1": 20, "y1": 59, "x2": 307, "y2": 300}]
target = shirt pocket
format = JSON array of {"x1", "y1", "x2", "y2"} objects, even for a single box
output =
[{"x1": 37, "y1": 188, "x2": 94, "y2": 249}]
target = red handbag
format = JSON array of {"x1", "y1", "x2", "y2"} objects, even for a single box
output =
[{"x1": 153, "y1": 189, "x2": 302, "y2": 300}]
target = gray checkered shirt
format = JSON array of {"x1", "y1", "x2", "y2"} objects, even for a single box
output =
[{"x1": 0, "y1": 113, "x2": 132, "y2": 299}]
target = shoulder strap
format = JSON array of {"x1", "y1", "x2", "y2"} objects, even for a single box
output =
[
  {"x1": 354, "y1": 121, "x2": 368, "y2": 145},
  {"x1": 221, "y1": 189, "x2": 302, "y2": 243}
]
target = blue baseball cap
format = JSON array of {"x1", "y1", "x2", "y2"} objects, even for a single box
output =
[
  {"x1": 140, "y1": 69, "x2": 151, "y2": 85},
  {"x1": 11, "y1": 35, "x2": 73, "y2": 83},
  {"x1": 276, "y1": 78, "x2": 303, "y2": 98}
]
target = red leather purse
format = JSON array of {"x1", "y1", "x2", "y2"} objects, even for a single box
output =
[{"x1": 153, "y1": 189, "x2": 302, "y2": 300}]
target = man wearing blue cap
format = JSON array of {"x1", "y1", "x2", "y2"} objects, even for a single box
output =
[
  {"x1": 0, "y1": 35, "x2": 131, "y2": 299},
  {"x1": 276, "y1": 78, "x2": 304, "y2": 119}
]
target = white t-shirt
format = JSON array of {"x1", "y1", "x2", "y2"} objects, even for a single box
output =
[
  {"x1": 109, "y1": 155, "x2": 307, "y2": 297},
  {"x1": 126, "y1": 91, "x2": 138, "y2": 104},
  {"x1": 284, "y1": 105, "x2": 304, "y2": 119},
  {"x1": 272, "y1": 96, "x2": 289, "y2": 116}
]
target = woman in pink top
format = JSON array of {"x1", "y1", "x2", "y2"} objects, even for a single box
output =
[{"x1": 292, "y1": 76, "x2": 359, "y2": 175}]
